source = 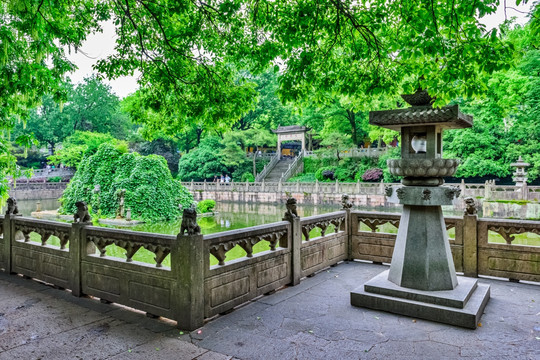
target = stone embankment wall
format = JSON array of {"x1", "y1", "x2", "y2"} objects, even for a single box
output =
[{"x1": 8, "y1": 183, "x2": 68, "y2": 200}]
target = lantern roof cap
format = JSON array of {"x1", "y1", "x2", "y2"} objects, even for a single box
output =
[
  {"x1": 369, "y1": 104, "x2": 473, "y2": 131},
  {"x1": 510, "y1": 156, "x2": 530, "y2": 167}
]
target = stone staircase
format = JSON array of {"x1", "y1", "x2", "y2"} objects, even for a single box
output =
[{"x1": 263, "y1": 158, "x2": 295, "y2": 182}]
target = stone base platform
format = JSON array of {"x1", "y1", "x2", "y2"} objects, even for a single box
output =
[{"x1": 351, "y1": 270, "x2": 490, "y2": 329}]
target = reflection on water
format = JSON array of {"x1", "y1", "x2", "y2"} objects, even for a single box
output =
[{"x1": 6, "y1": 199, "x2": 464, "y2": 236}]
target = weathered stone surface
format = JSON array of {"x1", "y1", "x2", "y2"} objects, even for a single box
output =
[{"x1": 387, "y1": 205, "x2": 458, "y2": 291}]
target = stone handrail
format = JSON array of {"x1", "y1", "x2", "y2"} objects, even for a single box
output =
[
  {"x1": 255, "y1": 153, "x2": 280, "y2": 182},
  {"x1": 280, "y1": 152, "x2": 304, "y2": 182},
  {"x1": 1, "y1": 206, "x2": 539, "y2": 330}
]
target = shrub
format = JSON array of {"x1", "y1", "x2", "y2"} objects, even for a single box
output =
[
  {"x1": 47, "y1": 176, "x2": 63, "y2": 183},
  {"x1": 197, "y1": 199, "x2": 216, "y2": 214},
  {"x1": 60, "y1": 143, "x2": 193, "y2": 221},
  {"x1": 241, "y1": 172, "x2": 255, "y2": 182},
  {"x1": 315, "y1": 166, "x2": 336, "y2": 181},
  {"x1": 362, "y1": 168, "x2": 383, "y2": 182},
  {"x1": 334, "y1": 167, "x2": 354, "y2": 182}
]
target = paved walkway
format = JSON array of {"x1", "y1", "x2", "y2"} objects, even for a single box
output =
[{"x1": 1, "y1": 262, "x2": 538, "y2": 359}]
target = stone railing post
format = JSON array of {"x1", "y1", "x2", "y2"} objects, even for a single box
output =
[
  {"x1": 278, "y1": 180, "x2": 282, "y2": 192},
  {"x1": 261, "y1": 180, "x2": 265, "y2": 192},
  {"x1": 190, "y1": 179, "x2": 194, "y2": 191},
  {"x1": 3, "y1": 214, "x2": 15, "y2": 273},
  {"x1": 484, "y1": 180, "x2": 490, "y2": 199},
  {"x1": 315, "y1": 180, "x2": 319, "y2": 194},
  {"x1": 335, "y1": 179, "x2": 339, "y2": 193},
  {"x1": 289, "y1": 216, "x2": 302, "y2": 286},
  {"x1": 344, "y1": 208, "x2": 353, "y2": 261},
  {"x1": 356, "y1": 180, "x2": 360, "y2": 194},
  {"x1": 296, "y1": 180, "x2": 300, "y2": 193},
  {"x1": 379, "y1": 179, "x2": 385, "y2": 195},
  {"x1": 521, "y1": 182, "x2": 528, "y2": 200},
  {"x1": 245, "y1": 181, "x2": 249, "y2": 191},
  {"x1": 203, "y1": 180, "x2": 207, "y2": 191},
  {"x1": 69, "y1": 222, "x2": 95, "y2": 297},
  {"x1": 463, "y1": 207, "x2": 479, "y2": 278},
  {"x1": 460, "y1": 179, "x2": 466, "y2": 197},
  {"x1": 172, "y1": 233, "x2": 205, "y2": 330}
]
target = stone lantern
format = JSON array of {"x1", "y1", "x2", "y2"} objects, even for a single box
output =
[
  {"x1": 511, "y1": 156, "x2": 530, "y2": 187},
  {"x1": 351, "y1": 91, "x2": 490, "y2": 329}
]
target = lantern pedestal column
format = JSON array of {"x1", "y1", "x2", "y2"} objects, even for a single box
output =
[{"x1": 351, "y1": 185, "x2": 490, "y2": 329}]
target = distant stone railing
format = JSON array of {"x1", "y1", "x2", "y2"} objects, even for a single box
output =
[
  {"x1": 304, "y1": 147, "x2": 389, "y2": 158},
  {"x1": 183, "y1": 180, "x2": 540, "y2": 202},
  {"x1": 1, "y1": 203, "x2": 538, "y2": 330}
]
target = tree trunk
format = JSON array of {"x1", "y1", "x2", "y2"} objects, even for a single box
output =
[
  {"x1": 253, "y1": 147, "x2": 257, "y2": 177},
  {"x1": 346, "y1": 109, "x2": 358, "y2": 146}
]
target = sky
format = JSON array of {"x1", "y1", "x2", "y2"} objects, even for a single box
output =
[{"x1": 66, "y1": 1, "x2": 535, "y2": 99}]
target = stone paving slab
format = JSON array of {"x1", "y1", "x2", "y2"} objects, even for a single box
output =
[
  {"x1": 0, "y1": 272, "x2": 231, "y2": 360},
  {"x1": 1, "y1": 262, "x2": 539, "y2": 360},
  {"x1": 193, "y1": 262, "x2": 540, "y2": 360}
]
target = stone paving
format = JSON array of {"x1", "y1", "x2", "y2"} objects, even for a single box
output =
[{"x1": 1, "y1": 262, "x2": 539, "y2": 360}]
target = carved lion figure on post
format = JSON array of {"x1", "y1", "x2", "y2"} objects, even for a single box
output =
[
  {"x1": 180, "y1": 207, "x2": 201, "y2": 235},
  {"x1": 463, "y1": 197, "x2": 477, "y2": 215},
  {"x1": 283, "y1": 197, "x2": 299, "y2": 222},
  {"x1": 74, "y1": 201, "x2": 91, "y2": 223},
  {"x1": 5, "y1": 197, "x2": 20, "y2": 216},
  {"x1": 341, "y1": 194, "x2": 353, "y2": 209}
]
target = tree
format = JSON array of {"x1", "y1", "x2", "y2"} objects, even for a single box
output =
[
  {"x1": 177, "y1": 137, "x2": 228, "y2": 181},
  {"x1": 0, "y1": 0, "x2": 107, "y2": 197},
  {"x1": 68, "y1": 76, "x2": 131, "y2": 139},
  {"x1": 316, "y1": 132, "x2": 354, "y2": 161},
  {"x1": 16, "y1": 94, "x2": 74, "y2": 155},
  {"x1": 47, "y1": 131, "x2": 127, "y2": 168}
]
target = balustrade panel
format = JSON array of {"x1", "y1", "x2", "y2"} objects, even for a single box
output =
[
  {"x1": 300, "y1": 211, "x2": 347, "y2": 277},
  {"x1": 477, "y1": 218, "x2": 540, "y2": 282},
  {"x1": 11, "y1": 217, "x2": 72, "y2": 288},
  {"x1": 80, "y1": 226, "x2": 177, "y2": 318},
  {"x1": 204, "y1": 221, "x2": 291, "y2": 317}
]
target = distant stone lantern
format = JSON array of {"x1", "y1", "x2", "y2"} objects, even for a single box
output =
[
  {"x1": 351, "y1": 90, "x2": 490, "y2": 329},
  {"x1": 511, "y1": 156, "x2": 530, "y2": 187}
]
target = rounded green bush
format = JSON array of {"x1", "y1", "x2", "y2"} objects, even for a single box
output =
[
  {"x1": 60, "y1": 143, "x2": 193, "y2": 221},
  {"x1": 197, "y1": 199, "x2": 216, "y2": 213}
]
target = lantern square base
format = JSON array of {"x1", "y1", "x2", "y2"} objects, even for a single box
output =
[{"x1": 351, "y1": 270, "x2": 490, "y2": 329}]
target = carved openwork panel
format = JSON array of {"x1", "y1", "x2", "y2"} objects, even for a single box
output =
[
  {"x1": 13, "y1": 218, "x2": 70, "y2": 249},
  {"x1": 206, "y1": 222, "x2": 289, "y2": 266},
  {"x1": 356, "y1": 212, "x2": 400, "y2": 233},
  {"x1": 85, "y1": 228, "x2": 174, "y2": 267},
  {"x1": 300, "y1": 212, "x2": 346, "y2": 241},
  {"x1": 488, "y1": 225, "x2": 540, "y2": 245}
]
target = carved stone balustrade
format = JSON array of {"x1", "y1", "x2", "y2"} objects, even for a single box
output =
[
  {"x1": 84, "y1": 227, "x2": 175, "y2": 267},
  {"x1": 300, "y1": 211, "x2": 346, "y2": 241},
  {"x1": 13, "y1": 217, "x2": 71, "y2": 248},
  {"x1": 205, "y1": 222, "x2": 289, "y2": 266}
]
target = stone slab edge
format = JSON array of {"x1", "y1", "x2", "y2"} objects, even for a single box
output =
[
  {"x1": 350, "y1": 283, "x2": 490, "y2": 329},
  {"x1": 364, "y1": 270, "x2": 478, "y2": 308}
]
